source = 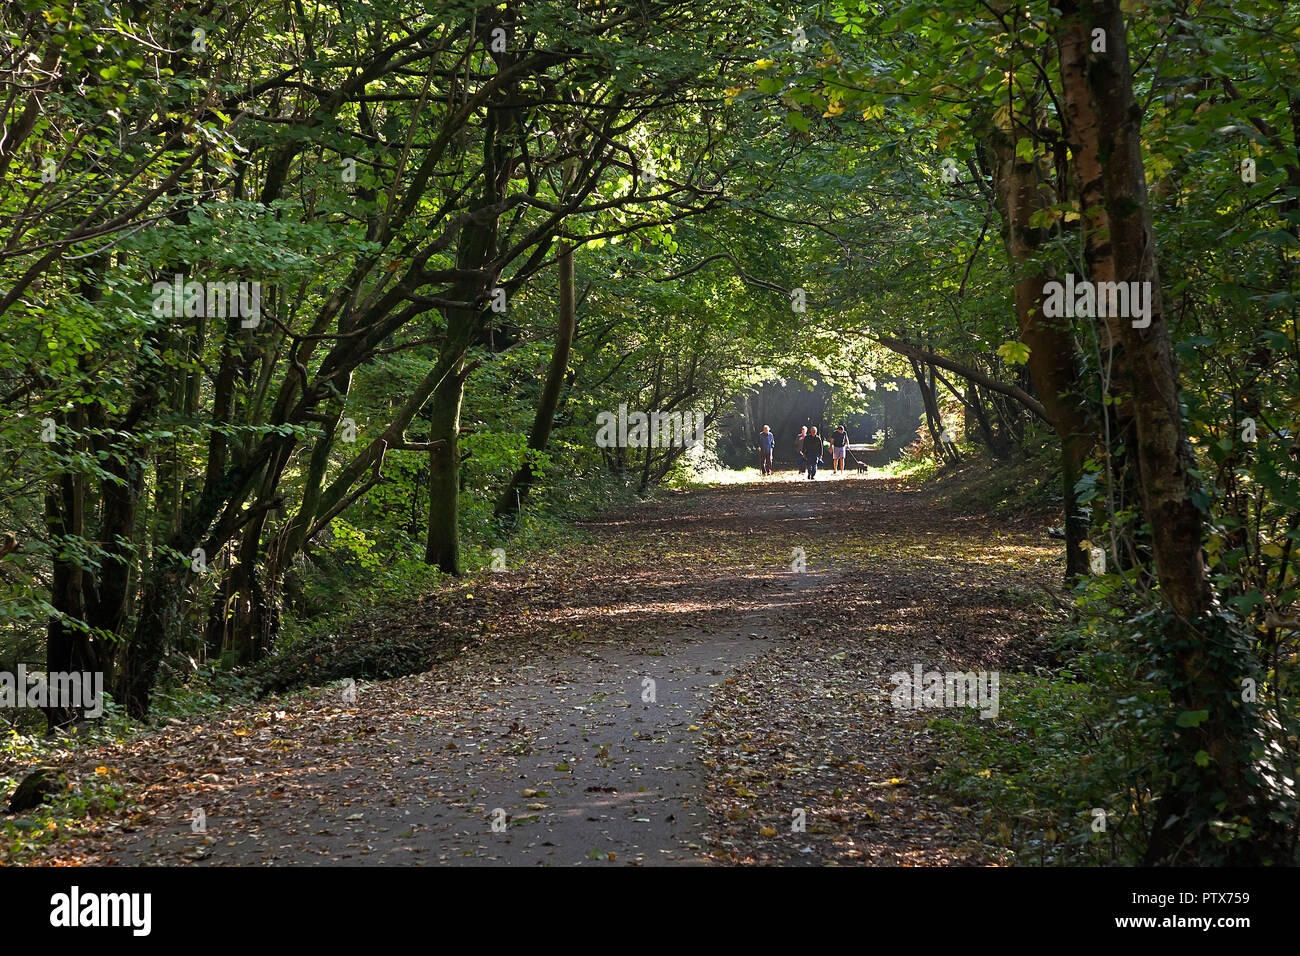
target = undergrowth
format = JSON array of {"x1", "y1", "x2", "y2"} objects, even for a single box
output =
[{"x1": 925, "y1": 623, "x2": 1168, "y2": 866}]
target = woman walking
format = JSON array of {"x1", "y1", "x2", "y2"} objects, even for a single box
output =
[{"x1": 830, "y1": 424, "x2": 849, "y2": 474}]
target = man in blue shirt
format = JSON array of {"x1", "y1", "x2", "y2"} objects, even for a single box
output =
[{"x1": 758, "y1": 425, "x2": 775, "y2": 475}]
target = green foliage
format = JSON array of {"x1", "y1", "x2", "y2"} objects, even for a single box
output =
[{"x1": 929, "y1": 625, "x2": 1168, "y2": 866}]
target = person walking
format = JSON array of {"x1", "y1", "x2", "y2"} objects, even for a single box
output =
[
  {"x1": 803, "y1": 426, "x2": 821, "y2": 479},
  {"x1": 758, "y1": 425, "x2": 775, "y2": 476},
  {"x1": 831, "y1": 424, "x2": 849, "y2": 474},
  {"x1": 795, "y1": 425, "x2": 808, "y2": 473}
]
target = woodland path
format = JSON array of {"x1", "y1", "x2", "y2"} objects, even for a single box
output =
[{"x1": 27, "y1": 471, "x2": 1060, "y2": 866}]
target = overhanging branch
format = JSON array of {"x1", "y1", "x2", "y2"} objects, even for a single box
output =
[{"x1": 873, "y1": 334, "x2": 1050, "y2": 425}]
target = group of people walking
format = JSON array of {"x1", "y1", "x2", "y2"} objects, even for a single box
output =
[{"x1": 757, "y1": 424, "x2": 850, "y2": 479}]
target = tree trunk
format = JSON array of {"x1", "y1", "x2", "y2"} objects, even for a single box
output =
[
  {"x1": 986, "y1": 117, "x2": 1094, "y2": 578},
  {"x1": 116, "y1": 563, "x2": 184, "y2": 719},
  {"x1": 424, "y1": 347, "x2": 467, "y2": 574},
  {"x1": 494, "y1": 241, "x2": 576, "y2": 522},
  {"x1": 1067, "y1": 0, "x2": 1285, "y2": 863},
  {"x1": 1057, "y1": 0, "x2": 1148, "y2": 580},
  {"x1": 82, "y1": 430, "x2": 143, "y2": 677},
  {"x1": 44, "y1": 433, "x2": 92, "y2": 728},
  {"x1": 953, "y1": 375, "x2": 1010, "y2": 458},
  {"x1": 910, "y1": 358, "x2": 958, "y2": 463}
]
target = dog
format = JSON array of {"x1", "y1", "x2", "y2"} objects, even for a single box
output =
[{"x1": 856, "y1": 461, "x2": 868, "y2": 474}]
